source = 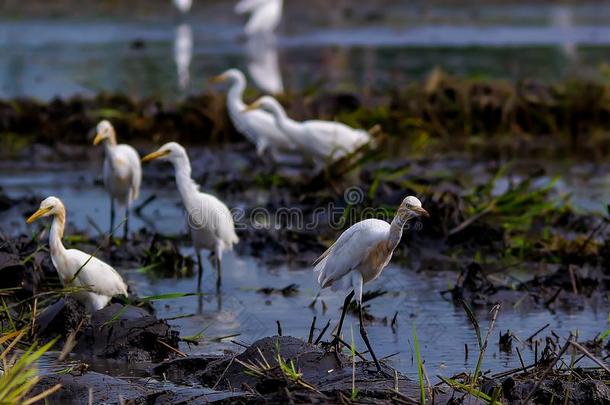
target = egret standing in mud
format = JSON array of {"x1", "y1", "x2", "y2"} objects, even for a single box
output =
[
  {"x1": 211, "y1": 69, "x2": 297, "y2": 162},
  {"x1": 141, "y1": 142, "x2": 239, "y2": 290},
  {"x1": 235, "y1": 0, "x2": 283, "y2": 36},
  {"x1": 93, "y1": 120, "x2": 142, "y2": 239},
  {"x1": 26, "y1": 197, "x2": 128, "y2": 312},
  {"x1": 245, "y1": 96, "x2": 371, "y2": 171},
  {"x1": 313, "y1": 196, "x2": 429, "y2": 373}
]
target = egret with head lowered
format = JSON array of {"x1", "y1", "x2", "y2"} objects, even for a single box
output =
[
  {"x1": 245, "y1": 96, "x2": 372, "y2": 171},
  {"x1": 313, "y1": 195, "x2": 429, "y2": 374},
  {"x1": 142, "y1": 142, "x2": 239, "y2": 290},
  {"x1": 211, "y1": 69, "x2": 296, "y2": 162},
  {"x1": 93, "y1": 120, "x2": 142, "y2": 239},
  {"x1": 27, "y1": 197, "x2": 128, "y2": 312}
]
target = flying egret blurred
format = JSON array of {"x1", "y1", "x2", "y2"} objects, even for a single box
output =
[
  {"x1": 26, "y1": 197, "x2": 128, "y2": 312},
  {"x1": 211, "y1": 69, "x2": 296, "y2": 161},
  {"x1": 313, "y1": 196, "x2": 429, "y2": 373},
  {"x1": 173, "y1": 0, "x2": 192, "y2": 14},
  {"x1": 245, "y1": 96, "x2": 372, "y2": 171},
  {"x1": 93, "y1": 120, "x2": 142, "y2": 239},
  {"x1": 235, "y1": 0, "x2": 283, "y2": 36},
  {"x1": 246, "y1": 33, "x2": 283, "y2": 94},
  {"x1": 142, "y1": 142, "x2": 239, "y2": 290}
]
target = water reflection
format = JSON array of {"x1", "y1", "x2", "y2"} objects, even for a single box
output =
[
  {"x1": 174, "y1": 23, "x2": 193, "y2": 91},
  {"x1": 245, "y1": 33, "x2": 283, "y2": 94}
]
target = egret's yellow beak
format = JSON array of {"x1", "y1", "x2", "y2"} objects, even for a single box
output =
[
  {"x1": 141, "y1": 149, "x2": 170, "y2": 163},
  {"x1": 413, "y1": 207, "x2": 430, "y2": 218},
  {"x1": 93, "y1": 133, "x2": 105, "y2": 145},
  {"x1": 243, "y1": 101, "x2": 262, "y2": 113},
  {"x1": 26, "y1": 207, "x2": 52, "y2": 224},
  {"x1": 209, "y1": 74, "x2": 228, "y2": 84}
]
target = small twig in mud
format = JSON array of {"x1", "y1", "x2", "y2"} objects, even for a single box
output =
[
  {"x1": 526, "y1": 323, "x2": 550, "y2": 343},
  {"x1": 544, "y1": 288, "x2": 562, "y2": 307},
  {"x1": 314, "y1": 320, "x2": 331, "y2": 345},
  {"x1": 516, "y1": 347, "x2": 527, "y2": 373},
  {"x1": 230, "y1": 340, "x2": 249, "y2": 349},
  {"x1": 568, "y1": 340, "x2": 610, "y2": 373},
  {"x1": 58, "y1": 319, "x2": 84, "y2": 362},
  {"x1": 212, "y1": 357, "x2": 235, "y2": 390},
  {"x1": 568, "y1": 265, "x2": 579, "y2": 295},
  {"x1": 390, "y1": 311, "x2": 398, "y2": 334},
  {"x1": 333, "y1": 336, "x2": 367, "y2": 361},
  {"x1": 156, "y1": 339, "x2": 186, "y2": 357},
  {"x1": 523, "y1": 334, "x2": 573, "y2": 404},
  {"x1": 276, "y1": 320, "x2": 282, "y2": 336},
  {"x1": 307, "y1": 316, "x2": 316, "y2": 344}
]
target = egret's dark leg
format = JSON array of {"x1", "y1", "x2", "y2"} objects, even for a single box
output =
[
  {"x1": 334, "y1": 290, "x2": 355, "y2": 342},
  {"x1": 197, "y1": 251, "x2": 203, "y2": 291},
  {"x1": 359, "y1": 302, "x2": 383, "y2": 373},
  {"x1": 123, "y1": 205, "x2": 130, "y2": 240},
  {"x1": 109, "y1": 197, "x2": 115, "y2": 235},
  {"x1": 215, "y1": 255, "x2": 222, "y2": 292}
]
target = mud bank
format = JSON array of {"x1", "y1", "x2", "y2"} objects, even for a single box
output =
[{"x1": 1, "y1": 73, "x2": 609, "y2": 159}]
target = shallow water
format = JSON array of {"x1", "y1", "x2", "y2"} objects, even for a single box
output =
[
  {"x1": 1, "y1": 1, "x2": 609, "y2": 101},
  {"x1": 1, "y1": 158, "x2": 606, "y2": 381}
]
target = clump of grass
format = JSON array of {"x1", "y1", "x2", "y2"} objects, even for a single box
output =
[{"x1": 0, "y1": 330, "x2": 61, "y2": 404}]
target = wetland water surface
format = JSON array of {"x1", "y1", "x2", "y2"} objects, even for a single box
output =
[
  {"x1": 1, "y1": 150, "x2": 605, "y2": 381},
  {"x1": 1, "y1": 1, "x2": 610, "y2": 101}
]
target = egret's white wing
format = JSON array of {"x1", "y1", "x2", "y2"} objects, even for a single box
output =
[
  {"x1": 189, "y1": 192, "x2": 239, "y2": 254},
  {"x1": 65, "y1": 249, "x2": 128, "y2": 297},
  {"x1": 117, "y1": 144, "x2": 142, "y2": 203},
  {"x1": 314, "y1": 219, "x2": 389, "y2": 289}
]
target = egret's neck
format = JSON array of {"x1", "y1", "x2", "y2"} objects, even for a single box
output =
[
  {"x1": 267, "y1": 104, "x2": 302, "y2": 139},
  {"x1": 172, "y1": 156, "x2": 199, "y2": 206},
  {"x1": 102, "y1": 138, "x2": 119, "y2": 169},
  {"x1": 49, "y1": 209, "x2": 67, "y2": 261},
  {"x1": 227, "y1": 76, "x2": 247, "y2": 110},
  {"x1": 388, "y1": 208, "x2": 412, "y2": 249}
]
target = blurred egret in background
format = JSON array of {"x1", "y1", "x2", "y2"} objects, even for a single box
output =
[
  {"x1": 173, "y1": 0, "x2": 192, "y2": 14},
  {"x1": 211, "y1": 69, "x2": 297, "y2": 161},
  {"x1": 27, "y1": 197, "x2": 128, "y2": 312},
  {"x1": 142, "y1": 142, "x2": 239, "y2": 290},
  {"x1": 245, "y1": 96, "x2": 372, "y2": 171},
  {"x1": 313, "y1": 196, "x2": 429, "y2": 373},
  {"x1": 245, "y1": 33, "x2": 283, "y2": 94},
  {"x1": 93, "y1": 120, "x2": 142, "y2": 239},
  {"x1": 235, "y1": 0, "x2": 283, "y2": 36},
  {"x1": 174, "y1": 23, "x2": 193, "y2": 90}
]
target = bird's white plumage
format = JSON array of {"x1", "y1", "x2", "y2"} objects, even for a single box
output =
[
  {"x1": 218, "y1": 69, "x2": 294, "y2": 156},
  {"x1": 143, "y1": 142, "x2": 239, "y2": 260},
  {"x1": 235, "y1": 0, "x2": 283, "y2": 35},
  {"x1": 251, "y1": 96, "x2": 371, "y2": 168},
  {"x1": 173, "y1": 0, "x2": 192, "y2": 13},
  {"x1": 96, "y1": 120, "x2": 141, "y2": 209},
  {"x1": 314, "y1": 219, "x2": 390, "y2": 298},
  {"x1": 27, "y1": 197, "x2": 128, "y2": 312},
  {"x1": 313, "y1": 196, "x2": 428, "y2": 303}
]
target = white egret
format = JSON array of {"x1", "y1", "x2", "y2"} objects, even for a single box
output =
[
  {"x1": 174, "y1": 23, "x2": 193, "y2": 90},
  {"x1": 245, "y1": 96, "x2": 372, "y2": 170},
  {"x1": 93, "y1": 120, "x2": 142, "y2": 239},
  {"x1": 246, "y1": 33, "x2": 283, "y2": 94},
  {"x1": 26, "y1": 197, "x2": 128, "y2": 312},
  {"x1": 141, "y1": 142, "x2": 239, "y2": 290},
  {"x1": 173, "y1": 0, "x2": 192, "y2": 14},
  {"x1": 235, "y1": 0, "x2": 283, "y2": 36},
  {"x1": 313, "y1": 196, "x2": 429, "y2": 373},
  {"x1": 211, "y1": 69, "x2": 296, "y2": 160}
]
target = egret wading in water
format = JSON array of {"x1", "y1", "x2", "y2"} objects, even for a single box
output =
[
  {"x1": 235, "y1": 0, "x2": 283, "y2": 36},
  {"x1": 93, "y1": 120, "x2": 142, "y2": 239},
  {"x1": 313, "y1": 196, "x2": 429, "y2": 373},
  {"x1": 211, "y1": 69, "x2": 297, "y2": 162},
  {"x1": 245, "y1": 96, "x2": 372, "y2": 171},
  {"x1": 141, "y1": 142, "x2": 239, "y2": 290},
  {"x1": 26, "y1": 197, "x2": 128, "y2": 312}
]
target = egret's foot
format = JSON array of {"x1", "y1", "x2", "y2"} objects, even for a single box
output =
[{"x1": 321, "y1": 337, "x2": 344, "y2": 366}]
